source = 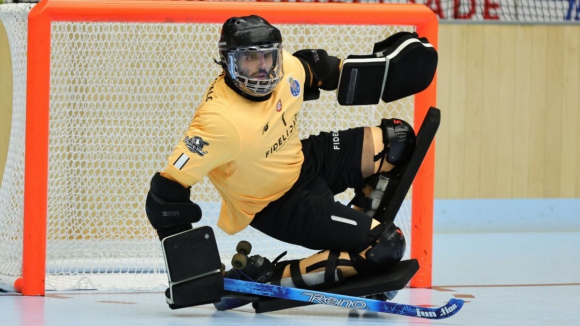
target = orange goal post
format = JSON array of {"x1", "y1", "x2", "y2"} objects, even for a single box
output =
[{"x1": 0, "y1": 0, "x2": 437, "y2": 296}]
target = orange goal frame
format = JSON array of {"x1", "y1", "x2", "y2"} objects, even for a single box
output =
[{"x1": 23, "y1": 0, "x2": 438, "y2": 296}]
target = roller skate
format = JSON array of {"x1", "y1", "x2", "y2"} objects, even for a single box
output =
[{"x1": 214, "y1": 241, "x2": 274, "y2": 310}]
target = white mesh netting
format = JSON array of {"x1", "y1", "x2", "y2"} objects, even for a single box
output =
[
  {"x1": 0, "y1": 3, "x2": 34, "y2": 290},
  {"x1": 1, "y1": 5, "x2": 417, "y2": 291}
]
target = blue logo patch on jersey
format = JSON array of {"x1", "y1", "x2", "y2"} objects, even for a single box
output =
[{"x1": 290, "y1": 79, "x2": 301, "y2": 97}]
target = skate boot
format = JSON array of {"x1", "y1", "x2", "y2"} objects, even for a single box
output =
[
  {"x1": 225, "y1": 254, "x2": 274, "y2": 283},
  {"x1": 214, "y1": 241, "x2": 275, "y2": 311}
]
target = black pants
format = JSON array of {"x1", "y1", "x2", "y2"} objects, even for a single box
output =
[{"x1": 250, "y1": 127, "x2": 373, "y2": 253}]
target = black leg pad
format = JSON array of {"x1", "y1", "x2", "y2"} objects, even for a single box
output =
[
  {"x1": 168, "y1": 272, "x2": 224, "y2": 308},
  {"x1": 162, "y1": 226, "x2": 223, "y2": 308}
]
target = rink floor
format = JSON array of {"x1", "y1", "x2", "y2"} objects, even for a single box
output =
[{"x1": 1, "y1": 232, "x2": 579, "y2": 326}]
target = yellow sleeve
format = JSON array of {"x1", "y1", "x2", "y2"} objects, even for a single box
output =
[{"x1": 162, "y1": 104, "x2": 241, "y2": 187}]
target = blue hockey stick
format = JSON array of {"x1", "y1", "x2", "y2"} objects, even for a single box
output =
[{"x1": 224, "y1": 278, "x2": 463, "y2": 319}]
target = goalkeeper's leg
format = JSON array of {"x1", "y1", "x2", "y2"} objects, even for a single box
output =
[
  {"x1": 249, "y1": 122, "x2": 415, "y2": 291},
  {"x1": 350, "y1": 119, "x2": 416, "y2": 218}
]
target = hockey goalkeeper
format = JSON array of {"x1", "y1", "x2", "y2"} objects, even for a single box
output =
[{"x1": 145, "y1": 15, "x2": 437, "y2": 309}]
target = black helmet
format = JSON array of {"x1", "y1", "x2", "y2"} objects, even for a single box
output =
[{"x1": 218, "y1": 15, "x2": 284, "y2": 97}]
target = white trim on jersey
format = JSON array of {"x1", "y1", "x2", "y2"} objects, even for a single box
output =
[{"x1": 173, "y1": 153, "x2": 189, "y2": 170}]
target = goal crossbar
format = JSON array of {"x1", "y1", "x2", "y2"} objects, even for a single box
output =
[{"x1": 22, "y1": 0, "x2": 438, "y2": 296}]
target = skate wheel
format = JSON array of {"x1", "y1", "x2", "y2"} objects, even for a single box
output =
[
  {"x1": 236, "y1": 240, "x2": 252, "y2": 255},
  {"x1": 232, "y1": 253, "x2": 248, "y2": 270}
]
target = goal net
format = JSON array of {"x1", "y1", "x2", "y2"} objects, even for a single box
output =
[
  {"x1": 0, "y1": 0, "x2": 437, "y2": 294},
  {"x1": 0, "y1": 2, "x2": 34, "y2": 292}
]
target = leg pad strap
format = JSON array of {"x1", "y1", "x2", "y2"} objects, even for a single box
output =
[
  {"x1": 270, "y1": 250, "x2": 369, "y2": 289},
  {"x1": 350, "y1": 173, "x2": 396, "y2": 219}
]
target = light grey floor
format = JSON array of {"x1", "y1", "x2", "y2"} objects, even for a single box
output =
[{"x1": 2, "y1": 232, "x2": 579, "y2": 326}]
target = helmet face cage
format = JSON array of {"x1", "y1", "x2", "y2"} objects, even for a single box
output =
[{"x1": 221, "y1": 43, "x2": 284, "y2": 97}]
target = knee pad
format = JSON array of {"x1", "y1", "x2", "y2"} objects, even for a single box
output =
[
  {"x1": 365, "y1": 223, "x2": 406, "y2": 271},
  {"x1": 376, "y1": 118, "x2": 416, "y2": 173},
  {"x1": 146, "y1": 172, "x2": 202, "y2": 240}
]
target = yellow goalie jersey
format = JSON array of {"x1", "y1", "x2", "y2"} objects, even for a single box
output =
[{"x1": 162, "y1": 50, "x2": 306, "y2": 234}]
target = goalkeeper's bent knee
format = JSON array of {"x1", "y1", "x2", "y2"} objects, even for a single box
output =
[
  {"x1": 375, "y1": 118, "x2": 416, "y2": 173},
  {"x1": 365, "y1": 223, "x2": 406, "y2": 272},
  {"x1": 145, "y1": 172, "x2": 202, "y2": 240}
]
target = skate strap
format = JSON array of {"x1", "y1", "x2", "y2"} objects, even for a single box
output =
[
  {"x1": 269, "y1": 260, "x2": 288, "y2": 285},
  {"x1": 269, "y1": 268, "x2": 283, "y2": 286},
  {"x1": 325, "y1": 250, "x2": 339, "y2": 283},
  {"x1": 289, "y1": 262, "x2": 309, "y2": 288},
  {"x1": 271, "y1": 251, "x2": 287, "y2": 265},
  {"x1": 267, "y1": 251, "x2": 289, "y2": 286},
  {"x1": 271, "y1": 250, "x2": 373, "y2": 289},
  {"x1": 301, "y1": 250, "x2": 340, "y2": 283},
  {"x1": 304, "y1": 250, "x2": 370, "y2": 278},
  {"x1": 269, "y1": 259, "x2": 308, "y2": 288}
]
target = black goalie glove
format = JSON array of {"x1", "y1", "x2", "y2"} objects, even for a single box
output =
[{"x1": 337, "y1": 32, "x2": 438, "y2": 106}]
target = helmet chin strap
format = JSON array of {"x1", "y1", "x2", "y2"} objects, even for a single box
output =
[
  {"x1": 223, "y1": 72, "x2": 272, "y2": 102},
  {"x1": 213, "y1": 58, "x2": 224, "y2": 67}
]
